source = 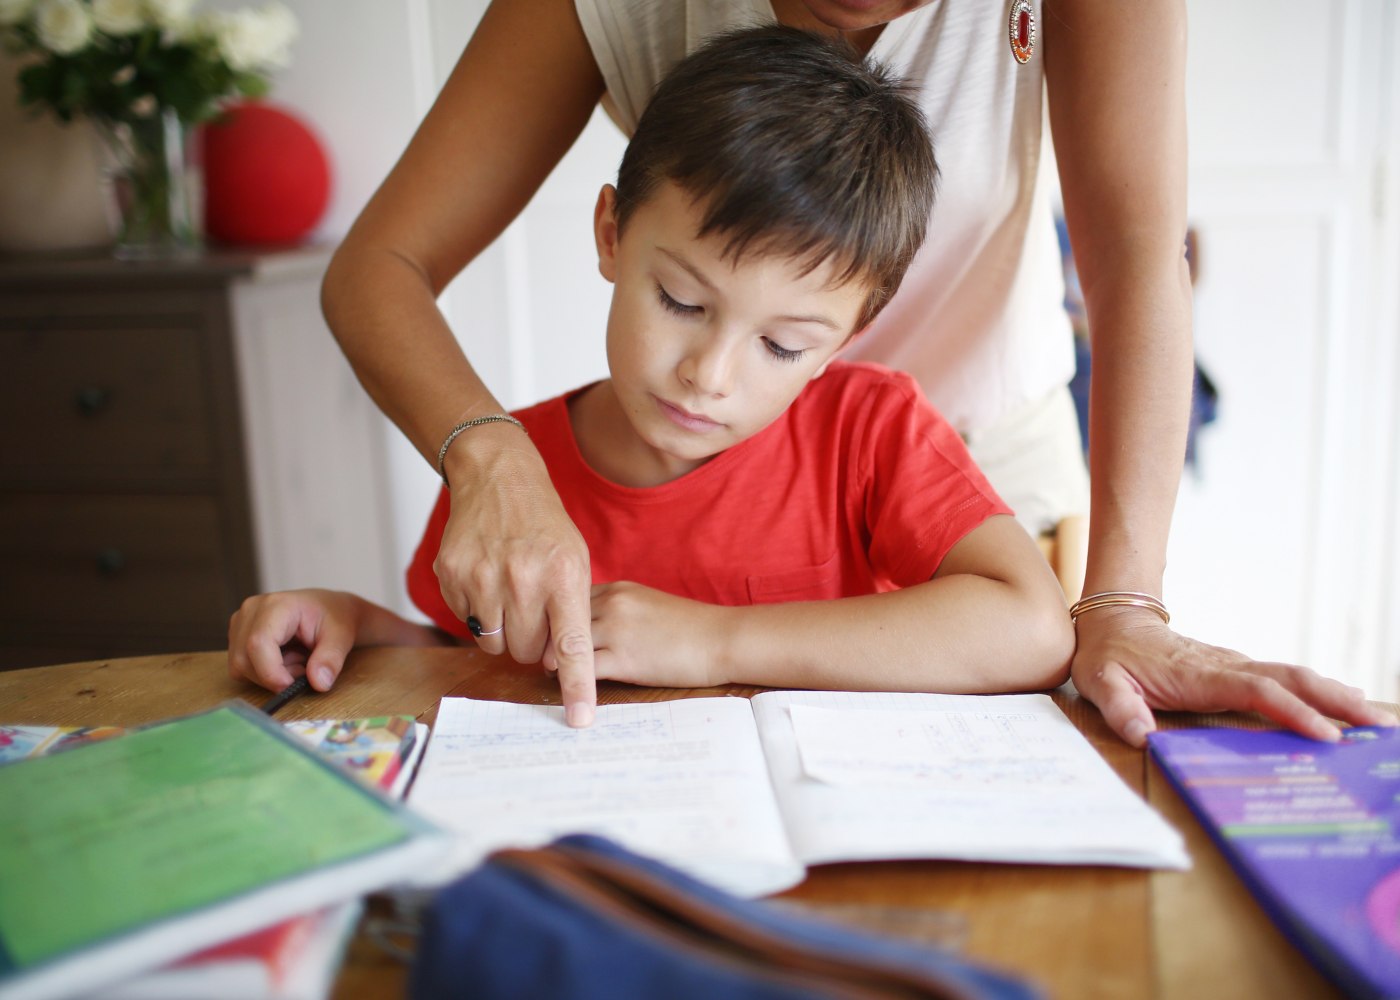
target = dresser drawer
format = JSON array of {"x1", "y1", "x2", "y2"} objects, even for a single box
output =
[
  {"x1": 0, "y1": 325, "x2": 215, "y2": 485},
  {"x1": 0, "y1": 494, "x2": 236, "y2": 633}
]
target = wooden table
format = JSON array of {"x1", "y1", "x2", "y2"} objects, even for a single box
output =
[{"x1": 0, "y1": 648, "x2": 1364, "y2": 1000}]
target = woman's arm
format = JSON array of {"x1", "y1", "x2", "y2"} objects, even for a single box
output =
[
  {"x1": 1044, "y1": 0, "x2": 1392, "y2": 743},
  {"x1": 322, "y1": 0, "x2": 607, "y2": 725},
  {"x1": 589, "y1": 516, "x2": 1075, "y2": 692},
  {"x1": 1045, "y1": 0, "x2": 1193, "y2": 607}
]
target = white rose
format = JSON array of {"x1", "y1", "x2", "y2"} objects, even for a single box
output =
[
  {"x1": 92, "y1": 0, "x2": 146, "y2": 35},
  {"x1": 213, "y1": 9, "x2": 265, "y2": 70},
  {"x1": 0, "y1": 0, "x2": 34, "y2": 29},
  {"x1": 33, "y1": 0, "x2": 92, "y2": 54},
  {"x1": 215, "y1": 3, "x2": 296, "y2": 71},
  {"x1": 256, "y1": 2, "x2": 296, "y2": 64},
  {"x1": 143, "y1": 0, "x2": 193, "y2": 31},
  {"x1": 163, "y1": 7, "x2": 214, "y2": 44}
]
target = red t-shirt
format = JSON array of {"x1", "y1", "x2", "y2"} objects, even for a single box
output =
[{"x1": 408, "y1": 362, "x2": 1011, "y2": 639}]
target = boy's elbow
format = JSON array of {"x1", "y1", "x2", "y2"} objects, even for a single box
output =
[
  {"x1": 986, "y1": 583, "x2": 1073, "y2": 693},
  {"x1": 1026, "y1": 592, "x2": 1075, "y2": 690}
]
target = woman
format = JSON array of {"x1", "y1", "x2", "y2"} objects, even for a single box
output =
[{"x1": 318, "y1": 0, "x2": 1386, "y2": 740}]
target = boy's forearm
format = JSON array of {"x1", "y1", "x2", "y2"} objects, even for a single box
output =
[
  {"x1": 712, "y1": 577, "x2": 1073, "y2": 694},
  {"x1": 345, "y1": 592, "x2": 460, "y2": 649}
]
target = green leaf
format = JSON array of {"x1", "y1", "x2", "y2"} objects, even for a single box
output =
[
  {"x1": 236, "y1": 74, "x2": 269, "y2": 99},
  {"x1": 16, "y1": 62, "x2": 57, "y2": 107}
]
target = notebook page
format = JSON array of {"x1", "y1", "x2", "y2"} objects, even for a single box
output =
[
  {"x1": 751, "y1": 691, "x2": 1188, "y2": 870},
  {"x1": 407, "y1": 697, "x2": 804, "y2": 897}
]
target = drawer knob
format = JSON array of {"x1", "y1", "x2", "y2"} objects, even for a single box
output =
[
  {"x1": 76, "y1": 386, "x2": 111, "y2": 416},
  {"x1": 96, "y1": 548, "x2": 126, "y2": 577}
]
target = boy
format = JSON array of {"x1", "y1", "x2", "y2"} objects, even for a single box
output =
[{"x1": 228, "y1": 26, "x2": 1074, "y2": 725}]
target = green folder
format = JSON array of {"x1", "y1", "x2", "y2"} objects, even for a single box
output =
[{"x1": 0, "y1": 701, "x2": 444, "y2": 1000}]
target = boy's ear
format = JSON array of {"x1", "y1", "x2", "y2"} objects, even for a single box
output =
[{"x1": 594, "y1": 184, "x2": 620, "y2": 283}]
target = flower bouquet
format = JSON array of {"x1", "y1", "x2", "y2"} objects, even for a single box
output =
[{"x1": 0, "y1": 0, "x2": 297, "y2": 257}]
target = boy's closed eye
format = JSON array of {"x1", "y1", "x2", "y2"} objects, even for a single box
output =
[
  {"x1": 654, "y1": 281, "x2": 812, "y2": 362},
  {"x1": 762, "y1": 337, "x2": 806, "y2": 363},
  {"x1": 656, "y1": 282, "x2": 702, "y2": 316}
]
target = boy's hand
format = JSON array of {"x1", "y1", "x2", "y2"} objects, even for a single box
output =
[
  {"x1": 227, "y1": 589, "x2": 360, "y2": 694},
  {"x1": 1071, "y1": 605, "x2": 1398, "y2": 747},
  {"x1": 590, "y1": 582, "x2": 728, "y2": 689}
]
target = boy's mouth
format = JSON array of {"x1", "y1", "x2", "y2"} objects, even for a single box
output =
[{"x1": 654, "y1": 396, "x2": 723, "y2": 433}]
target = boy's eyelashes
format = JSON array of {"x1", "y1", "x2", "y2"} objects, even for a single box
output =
[
  {"x1": 654, "y1": 283, "x2": 807, "y2": 364},
  {"x1": 656, "y1": 283, "x2": 702, "y2": 316},
  {"x1": 762, "y1": 338, "x2": 805, "y2": 363}
]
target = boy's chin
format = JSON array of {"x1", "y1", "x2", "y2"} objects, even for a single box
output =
[{"x1": 634, "y1": 430, "x2": 728, "y2": 475}]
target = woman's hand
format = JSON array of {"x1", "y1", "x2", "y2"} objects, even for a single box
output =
[
  {"x1": 228, "y1": 589, "x2": 365, "y2": 694},
  {"x1": 318, "y1": 0, "x2": 606, "y2": 724},
  {"x1": 437, "y1": 432, "x2": 598, "y2": 726},
  {"x1": 590, "y1": 582, "x2": 729, "y2": 690},
  {"x1": 1070, "y1": 605, "x2": 1397, "y2": 747}
]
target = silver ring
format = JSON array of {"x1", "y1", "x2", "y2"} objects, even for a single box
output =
[{"x1": 467, "y1": 615, "x2": 504, "y2": 638}]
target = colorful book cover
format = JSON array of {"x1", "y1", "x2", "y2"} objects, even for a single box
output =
[
  {"x1": 0, "y1": 704, "x2": 445, "y2": 1000},
  {"x1": 1148, "y1": 725, "x2": 1400, "y2": 1000},
  {"x1": 0, "y1": 716, "x2": 419, "y2": 786},
  {"x1": 0, "y1": 715, "x2": 426, "y2": 1000}
]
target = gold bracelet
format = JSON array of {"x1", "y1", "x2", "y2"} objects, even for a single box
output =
[
  {"x1": 436, "y1": 414, "x2": 528, "y2": 486},
  {"x1": 1068, "y1": 591, "x2": 1170, "y2": 626}
]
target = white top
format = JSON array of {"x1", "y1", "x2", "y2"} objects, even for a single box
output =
[{"x1": 575, "y1": 0, "x2": 1073, "y2": 433}]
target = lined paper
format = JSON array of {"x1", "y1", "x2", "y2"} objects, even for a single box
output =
[
  {"x1": 756, "y1": 691, "x2": 1188, "y2": 869},
  {"x1": 407, "y1": 698, "x2": 804, "y2": 896}
]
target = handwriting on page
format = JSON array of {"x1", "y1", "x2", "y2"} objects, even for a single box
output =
[
  {"x1": 790, "y1": 703, "x2": 1093, "y2": 789},
  {"x1": 429, "y1": 706, "x2": 714, "y2": 770},
  {"x1": 407, "y1": 698, "x2": 802, "y2": 895}
]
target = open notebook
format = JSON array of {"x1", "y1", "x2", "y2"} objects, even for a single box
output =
[{"x1": 408, "y1": 690, "x2": 1189, "y2": 898}]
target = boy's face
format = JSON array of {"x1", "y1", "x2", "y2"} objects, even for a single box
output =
[{"x1": 593, "y1": 181, "x2": 869, "y2": 480}]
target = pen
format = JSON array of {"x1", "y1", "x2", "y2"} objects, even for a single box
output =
[{"x1": 262, "y1": 675, "x2": 311, "y2": 715}]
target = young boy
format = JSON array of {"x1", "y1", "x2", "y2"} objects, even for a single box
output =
[{"x1": 228, "y1": 26, "x2": 1075, "y2": 724}]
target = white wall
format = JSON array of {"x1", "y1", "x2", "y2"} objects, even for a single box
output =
[
  {"x1": 1165, "y1": 0, "x2": 1400, "y2": 695},
  {"x1": 266, "y1": 0, "x2": 1400, "y2": 693}
]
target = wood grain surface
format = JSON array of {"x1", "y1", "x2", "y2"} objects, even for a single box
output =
[{"x1": 2, "y1": 649, "x2": 1381, "y2": 1000}]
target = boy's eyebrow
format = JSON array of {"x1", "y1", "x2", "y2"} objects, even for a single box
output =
[
  {"x1": 658, "y1": 247, "x2": 844, "y2": 331},
  {"x1": 659, "y1": 247, "x2": 717, "y2": 290}
]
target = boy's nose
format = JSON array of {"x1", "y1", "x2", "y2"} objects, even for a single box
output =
[{"x1": 678, "y1": 339, "x2": 736, "y2": 398}]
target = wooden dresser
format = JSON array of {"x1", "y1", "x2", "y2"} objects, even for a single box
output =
[{"x1": 0, "y1": 248, "x2": 398, "y2": 671}]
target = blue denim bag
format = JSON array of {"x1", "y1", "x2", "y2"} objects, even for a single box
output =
[{"x1": 409, "y1": 834, "x2": 1037, "y2": 1000}]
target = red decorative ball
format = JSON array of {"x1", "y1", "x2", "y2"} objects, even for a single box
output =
[{"x1": 201, "y1": 102, "x2": 331, "y2": 246}]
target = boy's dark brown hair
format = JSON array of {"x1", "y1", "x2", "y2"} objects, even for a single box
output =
[{"x1": 614, "y1": 25, "x2": 937, "y2": 331}]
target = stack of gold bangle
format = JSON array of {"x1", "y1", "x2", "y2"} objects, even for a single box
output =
[{"x1": 1068, "y1": 591, "x2": 1170, "y2": 625}]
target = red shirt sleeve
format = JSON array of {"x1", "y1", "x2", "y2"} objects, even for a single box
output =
[{"x1": 854, "y1": 372, "x2": 1013, "y2": 587}]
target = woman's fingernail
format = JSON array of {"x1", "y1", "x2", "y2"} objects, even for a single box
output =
[
  {"x1": 1124, "y1": 718, "x2": 1150, "y2": 746},
  {"x1": 566, "y1": 703, "x2": 594, "y2": 728},
  {"x1": 314, "y1": 667, "x2": 333, "y2": 690}
]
